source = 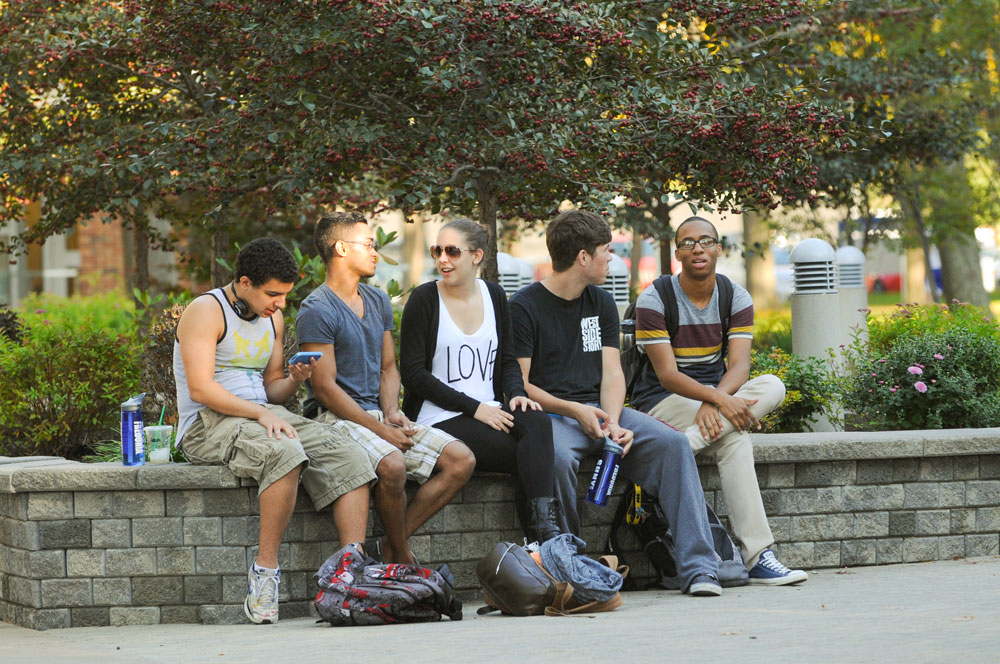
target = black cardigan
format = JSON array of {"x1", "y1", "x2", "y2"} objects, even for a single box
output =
[{"x1": 400, "y1": 279, "x2": 528, "y2": 421}]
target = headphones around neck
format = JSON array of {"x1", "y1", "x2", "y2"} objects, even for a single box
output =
[{"x1": 230, "y1": 281, "x2": 253, "y2": 319}]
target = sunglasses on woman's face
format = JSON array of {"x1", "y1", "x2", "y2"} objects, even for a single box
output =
[{"x1": 430, "y1": 245, "x2": 474, "y2": 259}]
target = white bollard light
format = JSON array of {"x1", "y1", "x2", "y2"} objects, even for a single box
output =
[
  {"x1": 790, "y1": 238, "x2": 839, "y2": 431},
  {"x1": 497, "y1": 252, "x2": 522, "y2": 297},
  {"x1": 837, "y1": 245, "x2": 868, "y2": 348},
  {"x1": 599, "y1": 253, "x2": 631, "y2": 315}
]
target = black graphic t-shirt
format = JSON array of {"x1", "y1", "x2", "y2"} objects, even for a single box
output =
[{"x1": 510, "y1": 282, "x2": 620, "y2": 404}]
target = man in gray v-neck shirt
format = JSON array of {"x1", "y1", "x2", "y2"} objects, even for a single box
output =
[{"x1": 297, "y1": 211, "x2": 475, "y2": 565}]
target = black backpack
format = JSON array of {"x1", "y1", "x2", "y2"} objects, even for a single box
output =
[
  {"x1": 620, "y1": 273, "x2": 735, "y2": 401},
  {"x1": 607, "y1": 483, "x2": 748, "y2": 590}
]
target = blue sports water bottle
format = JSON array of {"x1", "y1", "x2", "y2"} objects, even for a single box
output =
[
  {"x1": 586, "y1": 436, "x2": 623, "y2": 506},
  {"x1": 120, "y1": 393, "x2": 146, "y2": 466}
]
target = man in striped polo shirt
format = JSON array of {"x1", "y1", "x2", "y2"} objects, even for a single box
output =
[{"x1": 632, "y1": 216, "x2": 807, "y2": 586}]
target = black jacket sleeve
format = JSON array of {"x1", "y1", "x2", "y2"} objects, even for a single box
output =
[{"x1": 399, "y1": 281, "x2": 481, "y2": 420}]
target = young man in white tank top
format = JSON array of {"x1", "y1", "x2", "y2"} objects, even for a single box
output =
[{"x1": 174, "y1": 238, "x2": 376, "y2": 624}]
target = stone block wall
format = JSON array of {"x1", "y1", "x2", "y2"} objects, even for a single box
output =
[{"x1": 2, "y1": 429, "x2": 1000, "y2": 629}]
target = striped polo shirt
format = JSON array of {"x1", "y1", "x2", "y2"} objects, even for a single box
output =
[{"x1": 630, "y1": 274, "x2": 753, "y2": 411}]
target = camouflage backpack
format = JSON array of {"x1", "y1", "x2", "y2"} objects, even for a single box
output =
[{"x1": 314, "y1": 543, "x2": 463, "y2": 626}]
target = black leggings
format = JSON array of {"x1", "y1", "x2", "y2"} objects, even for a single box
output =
[{"x1": 434, "y1": 406, "x2": 555, "y2": 499}]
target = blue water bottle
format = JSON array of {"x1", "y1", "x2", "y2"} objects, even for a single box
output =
[
  {"x1": 586, "y1": 436, "x2": 623, "y2": 506},
  {"x1": 120, "y1": 393, "x2": 146, "y2": 466}
]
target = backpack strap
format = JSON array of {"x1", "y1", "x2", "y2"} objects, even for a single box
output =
[
  {"x1": 715, "y1": 274, "x2": 734, "y2": 360},
  {"x1": 654, "y1": 275, "x2": 677, "y2": 341}
]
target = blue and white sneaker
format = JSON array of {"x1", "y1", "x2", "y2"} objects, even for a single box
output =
[
  {"x1": 245, "y1": 562, "x2": 280, "y2": 624},
  {"x1": 748, "y1": 550, "x2": 808, "y2": 586}
]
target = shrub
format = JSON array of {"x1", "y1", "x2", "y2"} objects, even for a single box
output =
[
  {"x1": 19, "y1": 291, "x2": 136, "y2": 336},
  {"x1": 751, "y1": 347, "x2": 835, "y2": 433},
  {"x1": 0, "y1": 305, "x2": 25, "y2": 344},
  {"x1": 0, "y1": 314, "x2": 141, "y2": 458},
  {"x1": 838, "y1": 302, "x2": 1000, "y2": 430},
  {"x1": 753, "y1": 312, "x2": 792, "y2": 353}
]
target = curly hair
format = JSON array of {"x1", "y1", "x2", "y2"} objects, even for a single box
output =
[
  {"x1": 315, "y1": 211, "x2": 368, "y2": 263},
  {"x1": 546, "y1": 209, "x2": 612, "y2": 272},
  {"x1": 234, "y1": 237, "x2": 299, "y2": 285}
]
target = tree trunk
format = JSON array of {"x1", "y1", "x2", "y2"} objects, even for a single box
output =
[
  {"x1": 477, "y1": 172, "x2": 499, "y2": 283},
  {"x1": 939, "y1": 228, "x2": 990, "y2": 309},
  {"x1": 133, "y1": 211, "x2": 150, "y2": 296},
  {"x1": 903, "y1": 248, "x2": 931, "y2": 305},
  {"x1": 210, "y1": 204, "x2": 231, "y2": 288},
  {"x1": 402, "y1": 212, "x2": 426, "y2": 290},
  {"x1": 743, "y1": 210, "x2": 779, "y2": 309},
  {"x1": 630, "y1": 227, "x2": 642, "y2": 291},
  {"x1": 897, "y1": 186, "x2": 940, "y2": 303},
  {"x1": 652, "y1": 202, "x2": 673, "y2": 275}
]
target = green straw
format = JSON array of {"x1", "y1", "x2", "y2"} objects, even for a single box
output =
[{"x1": 157, "y1": 405, "x2": 166, "y2": 427}]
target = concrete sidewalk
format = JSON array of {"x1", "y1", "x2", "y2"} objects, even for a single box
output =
[{"x1": 3, "y1": 557, "x2": 999, "y2": 664}]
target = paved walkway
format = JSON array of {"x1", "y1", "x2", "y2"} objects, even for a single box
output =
[{"x1": 3, "y1": 557, "x2": 999, "y2": 664}]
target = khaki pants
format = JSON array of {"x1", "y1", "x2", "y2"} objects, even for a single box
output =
[
  {"x1": 182, "y1": 404, "x2": 376, "y2": 511},
  {"x1": 647, "y1": 374, "x2": 786, "y2": 566}
]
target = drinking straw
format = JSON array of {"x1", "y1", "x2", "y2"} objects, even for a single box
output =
[{"x1": 158, "y1": 405, "x2": 166, "y2": 427}]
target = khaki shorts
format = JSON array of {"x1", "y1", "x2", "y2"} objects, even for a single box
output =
[
  {"x1": 181, "y1": 404, "x2": 376, "y2": 511},
  {"x1": 314, "y1": 409, "x2": 457, "y2": 483}
]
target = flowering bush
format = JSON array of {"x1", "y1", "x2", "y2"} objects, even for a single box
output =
[
  {"x1": 750, "y1": 347, "x2": 835, "y2": 433},
  {"x1": 838, "y1": 303, "x2": 1000, "y2": 430}
]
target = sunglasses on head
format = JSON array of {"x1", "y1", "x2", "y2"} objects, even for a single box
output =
[{"x1": 430, "y1": 245, "x2": 474, "y2": 259}]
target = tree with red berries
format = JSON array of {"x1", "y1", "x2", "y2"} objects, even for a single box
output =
[
  {"x1": 298, "y1": 1, "x2": 851, "y2": 281},
  {"x1": 0, "y1": 1, "x2": 372, "y2": 288}
]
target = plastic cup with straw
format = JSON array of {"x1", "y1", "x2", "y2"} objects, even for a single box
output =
[{"x1": 145, "y1": 406, "x2": 172, "y2": 464}]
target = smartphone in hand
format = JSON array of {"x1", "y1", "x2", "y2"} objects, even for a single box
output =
[{"x1": 288, "y1": 351, "x2": 322, "y2": 365}]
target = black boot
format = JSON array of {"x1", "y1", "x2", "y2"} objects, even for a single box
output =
[{"x1": 527, "y1": 497, "x2": 563, "y2": 542}]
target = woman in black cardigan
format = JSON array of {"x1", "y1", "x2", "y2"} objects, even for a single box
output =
[{"x1": 400, "y1": 218, "x2": 561, "y2": 542}]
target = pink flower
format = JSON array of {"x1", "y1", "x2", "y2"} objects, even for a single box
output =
[
  {"x1": 933, "y1": 353, "x2": 944, "y2": 360},
  {"x1": 878, "y1": 380, "x2": 885, "y2": 385},
  {"x1": 871, "y1": 373, "x2": 878, "y2": 377},
  {"x1": 908, "y1": 366, "x2": 923, "y2": 375},
  {"x1": 879, "y1": 358, "x2": 888, "y2": 363},
  {"x1": 889, "y1": 388, "x2": 897, "y2": 392},
  {"x1": 914, "y1": 381, "x2": 928, "y2": 393}
]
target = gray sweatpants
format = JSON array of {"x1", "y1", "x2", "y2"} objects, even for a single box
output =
[{"x1": 550, "y1": 405, "x2": 718, "y2": 590}]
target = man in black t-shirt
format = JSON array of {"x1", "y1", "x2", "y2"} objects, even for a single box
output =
[{"x1": 510, "y1": 210, "x2": 722, "y2": 597}]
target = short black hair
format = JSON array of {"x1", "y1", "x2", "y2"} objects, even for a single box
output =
[
  {"x1": 314, "y1": 211, "x2": 368, "y2": 263},
  {"x1": 546, "y1": 209, "x2": 612, "y2": 272},
  {"x1": 234, "y1": 237, "x2": 299, "y2": 286},
  {"x1": 675, "y1": 216, "x2": 719, "y2": 240}
]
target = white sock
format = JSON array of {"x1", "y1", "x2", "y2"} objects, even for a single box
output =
[{"x1": 253, "y1": 560, "x2": 279, "y2": 575}]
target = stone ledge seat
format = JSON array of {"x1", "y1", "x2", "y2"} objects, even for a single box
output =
[{"x1": 2, "y1": 428, "x2": 999, "y2": 630}]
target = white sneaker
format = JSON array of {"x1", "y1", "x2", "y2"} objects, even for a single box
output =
[{"x1": 244, "y1": 563, "x2": 280, "y2": 624}]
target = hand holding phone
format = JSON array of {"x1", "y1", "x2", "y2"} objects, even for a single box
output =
[{"x1": 288, "y1": 351, "x2": 322, "y2": 365}]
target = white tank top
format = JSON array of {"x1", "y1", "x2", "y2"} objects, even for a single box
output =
[
  {"x1": 173, "y1": 288, "x2": 275, "y2": 445},
  {"x1": 417, "y1": 280, "x2": 500, "y2": 427}
]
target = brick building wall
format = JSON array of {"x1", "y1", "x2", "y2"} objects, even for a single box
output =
[{"x1": 76, "y1": 214, "x2": 126, "y2": 296}]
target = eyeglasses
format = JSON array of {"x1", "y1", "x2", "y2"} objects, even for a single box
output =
[
  {"x1": 341, "y1": 239, "x2": 380, "y2": 251},
  {"x1": 430, "y1": 245, "x2": 475, "y2": 259},
  {"x1": 676, "y1": 237, "x2": 719, "y2": 251}
]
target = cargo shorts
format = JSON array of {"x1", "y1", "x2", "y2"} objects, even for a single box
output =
[
  {"x1": 181, "y1": 404, "x2": 376, "y2": 511},
  {"x1": 314, "y1": 409, "x2": 458, "y2": 483}
]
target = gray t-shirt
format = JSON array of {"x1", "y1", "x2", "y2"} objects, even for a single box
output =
[{"x1": 296, "y1": 283, "x2": 394, "y2": 412}]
